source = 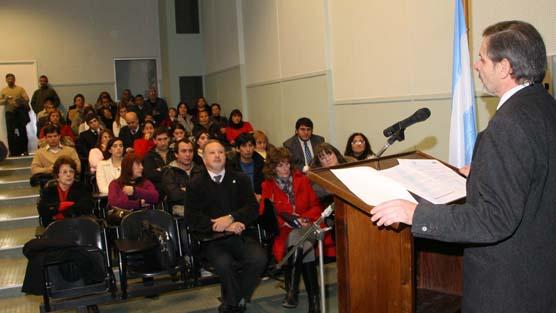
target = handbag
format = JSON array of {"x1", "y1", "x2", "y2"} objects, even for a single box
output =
[
  {"x1": 259, "y1": 198, "x2": 280, "y2": 239},
  {"x1": 106, "y1": 207, "x2": 131, "y2": 225}
]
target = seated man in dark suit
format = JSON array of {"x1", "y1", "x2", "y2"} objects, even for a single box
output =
[
  {"x1": 118, "y1": 112, "x2": 142, "y2": 151},
  {"x1": 283, "y1": 117, "x2": 324, "y2": 172},
  {"x1": 76, "y1": 113, "x2": 102, "y2": 159},
  {"x1": 185, "y1": 140, "x2": 267, "y2": 313}
]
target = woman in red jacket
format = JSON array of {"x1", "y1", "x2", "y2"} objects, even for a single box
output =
[
  {"x1": 132, "y1": 120, "x2": 156, "y2": 158},
  {"x1": 259, "y1": 147, "x2": 333, "y2": 313}
]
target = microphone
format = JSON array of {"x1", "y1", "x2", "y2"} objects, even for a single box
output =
[{"x1": 383, "y1": 108, "x2": 431, "y2": 137}]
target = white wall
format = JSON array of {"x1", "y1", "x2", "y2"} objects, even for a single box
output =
[
  {"x1": 202, "y1": 0, "x2": 556, "y2": 161},
  {"x1": 0, "y1": 0, "x2": 161, "y2": 108},
  {"x1": 158, "y1": 0, "x2": 205, "y2": 107}
]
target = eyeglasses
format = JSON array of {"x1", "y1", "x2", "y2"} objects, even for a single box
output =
[{"x1": 351, "y1": 140, "x2": 365, "y2": 145}]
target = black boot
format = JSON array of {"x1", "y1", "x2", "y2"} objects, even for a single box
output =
[
  {"x1": 282, "y1": 248, "x2": 302, "y2": 308},
  {"x1": 301, "y1": 261, "x2": 321, "y2": 313}
]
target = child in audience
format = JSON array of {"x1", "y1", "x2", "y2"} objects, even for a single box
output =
[
  {"x1": 225, "y1": 109, "x2": 254, "y2": 145},
  {"x1": 133, "y1": 120, "x2": 155, "y2": 158},
  {"x1": 96, "y1": 137, "x2": 124, "y2": 194},
  {"x1": 107, "y1": 152, "x2": 158, "y2": 210},
  {"x1": 88, "y1": 129, "x2": 114, "y2": 173}
]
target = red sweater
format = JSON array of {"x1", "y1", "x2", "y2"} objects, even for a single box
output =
[
  {"x1": 225, "y1": 122, "x2": 253, "y2": 144},
  {"x1": 133, "y1": 138, "x2": 155, "y2": 158},
  {"x1": 259, "y1": 171, "x2": 335, "y2": 262}
]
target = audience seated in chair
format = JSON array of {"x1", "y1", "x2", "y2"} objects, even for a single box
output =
[
  {"x1": 37, "y1": 156, "x2": 93, "y2": 227},
  {"x1": 225, "y1": 109, "x2": 254, "y2": 146},
  {"x1": 38, "y1": 110, "x2": 75, "y2": 147},
  {"x1": 36, "y1": 98, "x2": 64, "y2": 136},
  {"x1": 253, "y1": 130, "x2": 272, "y2": 160},
  {"x1": 192, "y1": 110, "x2": 227, "y2": 146},
  {"x1": 344, "y1": 132, "x2": 374, "y2": 161},
  {"x1": 88, "y1": 129, "x2": 114, "y2": 173},
  {"x1": 185, "y1": 140, "x2": 267, "y2": 313},
  {"x1": 260, "y1": 147, "x2": 335, "y2": 313},
  {"x1": 169, "y1": 123, "x2": 187, "y2": 151},
  {"x1": 228, "y1": 133, "x2": 264, "y2": 202},
  {"x1": 108, "y1": 152, "x2": 158, "y2": 210},
  {"x1": 112, "y1": 102, "x2": 128, "y2": 137},
  {"x1": 128, "y1": 94, "x2": 152, "y2": 123},
  {"x1": 66, "y1": 94, "x2": 86, "y2": 134},
  {"x1": 193, "y1": 129, "x2": 209, "y2": 165},
  {"x1": 143, "y1": 127, "x2": 175, "y2": 196},
  {"x1": 282, "y1": 117, "x2": 325, "y2": 173},
  {"x1": 77, "y1": 113, "x2": 103, "y2": 160},
  {"x1": 162, "y1": 138, "x2": 203, "y2": 217},
  {"x1": 146, "y1": 87, "x2": 168, "y2": 125},
  {"x1": 133, "y1": 120, "x2": 156, "y2": 158},
  {"x1": 95, "y1": 137, "x2": 124, "y2": 195},
  {"x1": 176, "y1": 101, "x2": 194, "y2": 135},
  {"x1": 310, "y1": 142, "x2": 352, "y2": 206},
  {"x1": 210, "y1": 103, "x2": 228, "y2": 129},
  {"x1": 119, "y1": 111, "x2": 143, "y2": 151},
  {"x1": 31, "y1": 125, "x2": 81, "y2": 187}
]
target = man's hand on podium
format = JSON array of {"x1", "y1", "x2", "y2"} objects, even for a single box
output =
[{"x1": 370, "y1": 199, "x2": 416, "y2": 227}]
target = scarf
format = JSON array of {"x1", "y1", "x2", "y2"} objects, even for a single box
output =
[{"x1": 275, "y1": 175, "x2": 295, "y2": 209}]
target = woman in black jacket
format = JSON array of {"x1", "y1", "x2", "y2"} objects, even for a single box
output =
[{"x1": 37, "y1": 156, "x2": 94, "y2": 226}]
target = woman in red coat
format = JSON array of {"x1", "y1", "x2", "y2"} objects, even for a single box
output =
[{"x1": 259, "y1": 147, "x2": 333, "y2": 313}]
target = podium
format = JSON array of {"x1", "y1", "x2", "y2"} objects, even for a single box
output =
[{"x1": 307, "y1": 151, "x2": 462, "y2": 313}]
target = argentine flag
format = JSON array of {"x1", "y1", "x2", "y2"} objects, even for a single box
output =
[{"x1": 449, "y1": 0, "x2": 477, "y2": 168}]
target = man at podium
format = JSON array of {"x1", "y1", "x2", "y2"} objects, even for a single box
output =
[{"x1": 371, "y1": 21, "x2": 556, "y2": 313}]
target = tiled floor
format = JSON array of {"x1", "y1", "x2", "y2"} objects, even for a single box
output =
[{"x1": 0, "y1": 263, "x2": 339, "y2": 313}]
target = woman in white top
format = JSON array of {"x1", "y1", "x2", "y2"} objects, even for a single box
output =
[
  {"x1": 112, "y1": 103, "x2": 128, "y2": 137},
  {"x1": 95, "y1": 137, "x2": 124, "y2": 194},
  {"x1": 88, "y1": 129, "x2": 114, "y2": 173}
]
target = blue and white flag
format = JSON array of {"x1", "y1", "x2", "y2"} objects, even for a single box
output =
[{"x1": 449, "y1": 0, "x2": 477, "y2": 168}]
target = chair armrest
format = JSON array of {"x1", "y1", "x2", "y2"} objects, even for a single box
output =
[
  {"x1": 114, "y1": 239, "x2": 157, "y2": 254},
  {"x1": 198, "y1": 231, "x2": 235, "y2": 243}
]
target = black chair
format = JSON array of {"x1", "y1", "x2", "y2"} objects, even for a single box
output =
[
  {"x1": 39, "y1": 216, "x2": 117, "y2": 313},
  {"x1": 114, "y1": 209, "x2": 188, "y2": 299}
]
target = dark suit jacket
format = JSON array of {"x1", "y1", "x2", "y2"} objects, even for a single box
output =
[
  {"x1": 37, "y1": 181, "x2": 94, "y2": 226},
  {"x1": 185, "y1": 169, "x2": 259, "y2": 238},
  {"x1": 119, "y1": 125, "x2": 142, "y2": 149},
  {"x1": 412, "y1": 84, "x2": 556, "y2": 313},
  {"x1": 76, "y1": 129, "x2": 99, "y2": 159},
  {"x1": 282, "y1": 134, "x2": 325, "y2": 171}
]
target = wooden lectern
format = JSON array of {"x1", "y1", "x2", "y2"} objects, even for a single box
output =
[{"x1": 307, "y1": 151, "x2": 462, "y2": 313}]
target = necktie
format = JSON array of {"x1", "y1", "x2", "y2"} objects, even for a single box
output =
[
  {"x1": 303, "y1": 141, "x2": 312, "y2": 164},
  {"x1": 214, "y1": 175, "x2": 222, "y2": 183},
  {"x1": 131, "y1": 129, "x2": 135, "y2": 136}
]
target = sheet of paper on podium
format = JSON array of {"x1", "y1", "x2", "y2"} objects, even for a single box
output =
[
  {"x1": 380, "y1": 159, "x2": 466, "y2": 204},
  {"x1": 331, "y1": 166, "x2": 417, "y2": 206}
]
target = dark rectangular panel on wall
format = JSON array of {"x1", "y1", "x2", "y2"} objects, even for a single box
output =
[
  {"x1": 179, "y1": 76, "x2": 203, "y2": 108},
  {"x1": 175, "y1": 0, "x2": 200, "y2": 34}
]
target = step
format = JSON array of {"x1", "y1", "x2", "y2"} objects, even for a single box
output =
[
  {"x1": 0, "y1": 187, "x2": 40, "y2": 206},
  {"x1": 0, "y1": 227, "x2": 37, "y2": 257},
  {"x1": 0, "y1": 172, "x2": 33, "y2": 189},
  {"x1": 1, "y1": 155, "x2": 33, "y2": 167},
  {"x1": 0, "y1": 257, "x2": 26, "y2": 298},
  {"x1": 0, "y1": 204, "x2": 39, "y2": 230}
]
